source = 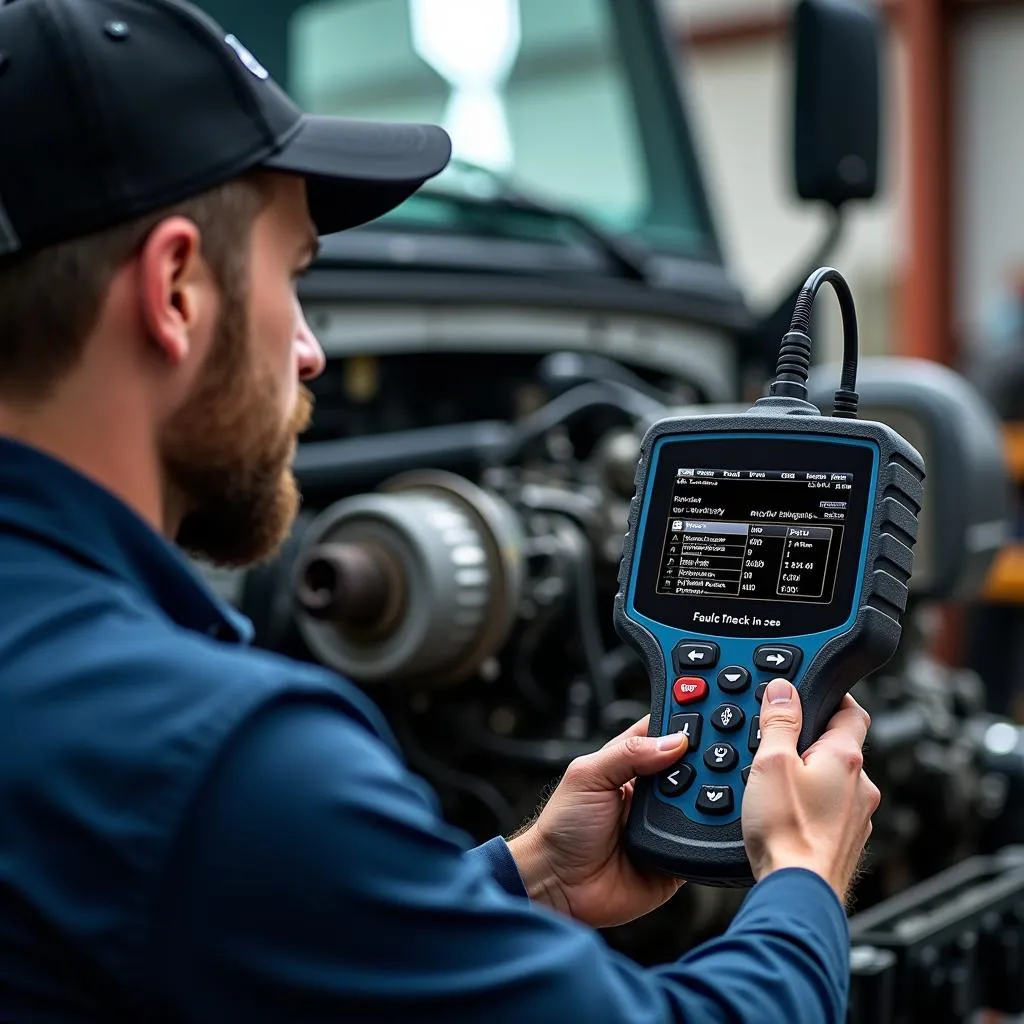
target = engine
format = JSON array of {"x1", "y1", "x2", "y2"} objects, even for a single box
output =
[{"x1": 226, "y1": 352, "x2": 1024, "y2": 963}]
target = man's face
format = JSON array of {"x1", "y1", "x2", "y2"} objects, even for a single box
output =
[{"x1": 163, "y1": 174, "x2": 324, "y2": 568}]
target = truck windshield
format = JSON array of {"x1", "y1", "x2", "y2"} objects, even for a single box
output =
[{"x1": 194, "y1": 0, "x2": 715, "y2": 257}]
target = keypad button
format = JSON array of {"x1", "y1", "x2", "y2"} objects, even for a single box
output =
[
  {"x1": 710, "y1": 703, "x2": 744, "y2": 732},
  {"x1": 704, "y1": 743, "x2": 738, "y2": 772},
  {"x1": 755, "y1": 682, "x2": 768, "y2": 704},
  {"x1": 753, "y1": 645, "x2": 802, "y2": 675},
  {"x1": 658, "y1": 761, "x2": 695, "y2": 797},
  {"x1": 742, "y1": 765, "x2": 751, "y2": 785},
  {"x1": 696, "y1": 784, "x2": 734, "y2": 814},
  {"x1": 748, "y1": 715, "x2": 761, "y2": 753},
  {"x1": 668, "y1": 713, "x2": 702, "y2": 750},
  {"x1": 717, "y1": 666, "x2": 751, "y2": 693},
  {"x1": 672, "y1": 676, "x2": 709, "y2": 705},
  {"x1": 673, "y1": 642, "x2": 719, "y2": 673}
]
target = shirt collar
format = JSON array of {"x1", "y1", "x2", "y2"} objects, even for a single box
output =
[{"x1": 0, "y1": 437, "x2": 254, "y2": 644}]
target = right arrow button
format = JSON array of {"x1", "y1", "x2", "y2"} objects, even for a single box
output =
[{"x1": 753, "y1": 645, "x2": 803, "y2": 676}]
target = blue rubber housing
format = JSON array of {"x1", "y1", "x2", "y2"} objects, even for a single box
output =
[{"x1": 613, "y1": 400, "x2": 924, "y2": 886}]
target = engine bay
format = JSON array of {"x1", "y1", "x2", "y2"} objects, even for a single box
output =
[{"x1": 200, "y1": 344, "x2": 1023, "y2": 964}]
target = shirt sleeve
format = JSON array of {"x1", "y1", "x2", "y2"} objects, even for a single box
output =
[
  {"x1": 464, "y1": 836, "x2": 529, "y2": 898},
  {"x1": 150, "y1": 699, "x2": 850, "y2": 1024}
]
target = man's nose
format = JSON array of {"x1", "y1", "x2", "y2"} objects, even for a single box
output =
[{"x1": 295, "y1": 305, "x2": 326, "y2": 381}]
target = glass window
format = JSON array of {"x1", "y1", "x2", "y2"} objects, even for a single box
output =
[
  {"x1": 291, "y1": 0, "x2": 647, "y2": 231},
  {"x1": 193, "y1": 0, "x2": 714, "y2": 254}
]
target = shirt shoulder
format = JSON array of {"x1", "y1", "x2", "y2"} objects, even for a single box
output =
[
  {"x1": 152, "y1": 700, "x2": 528, "y2": 1019},
  {"x1": 0, "y1": 542, "x2": 396, "y2": 1009},
  {"x1": 1, "y1": 539, "x2": 387, "y2": 735}
]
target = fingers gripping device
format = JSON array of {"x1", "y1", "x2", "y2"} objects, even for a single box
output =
[{"x1": 614, "y1": 268, "x2": 925, "y2": 886}]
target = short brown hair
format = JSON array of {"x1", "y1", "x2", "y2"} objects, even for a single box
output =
[{"x1": 0, "y1": 172, "x2": 269, "y2": 404}]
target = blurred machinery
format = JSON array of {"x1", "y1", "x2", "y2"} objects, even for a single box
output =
[
  {"x1": 847, "y1": 846, "x2": 1024, "y2": 1024},
  {"x1": 185, "y1": 0, "x2": 1024, "y2": 1004},
  {"x1": 230, "y1": 352, "x2": 1024, "y2": 966},
  {"x1": 808, "y1": 360, "x2": 1017, "y2": 905}
]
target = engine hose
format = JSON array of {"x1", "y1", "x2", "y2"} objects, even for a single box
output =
[
  {"x1": 384, "y1": 693, "x2": 517, "y2": 832},
  {"x1": 549, "y1": 517, "x2": 618, "y2": 729},
  {"x1": 496, "y1": 381, "x2": 663, "y2": 465},
  {"x1": 510, "y1": 536, "x2": 578, "y2": 716}
]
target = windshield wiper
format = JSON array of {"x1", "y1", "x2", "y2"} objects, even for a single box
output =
[{"x1": 423, "y1": 158, "x2": 651, "y2": 283}]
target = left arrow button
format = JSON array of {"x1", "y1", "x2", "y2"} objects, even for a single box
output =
[
  {"x1": 673, "y1": 642, "x2": 720, "y2": 673},
  {"x1": 658, "y1": 761, "x2": 696, "y2": 797}
]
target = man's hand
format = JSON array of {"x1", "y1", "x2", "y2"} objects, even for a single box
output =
[
  {"x1": 742, "y1": 678, "x2": 881, "y2": 905},
  {"x1": 506, "y1": 717, "x2": 688, "y2": 928}
]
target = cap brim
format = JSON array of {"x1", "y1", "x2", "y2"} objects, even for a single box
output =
[{"x1": 262, "y1": 115, "x2": 452, "y2": 236}]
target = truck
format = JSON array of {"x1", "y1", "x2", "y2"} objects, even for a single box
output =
[{"x1": 190, "y1": 2, "x2": 1024, "y2": 1008}]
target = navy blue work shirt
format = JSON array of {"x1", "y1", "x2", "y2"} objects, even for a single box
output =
[{"x1": 0, "y1": 436, "x2": 852, "y2": 1022}]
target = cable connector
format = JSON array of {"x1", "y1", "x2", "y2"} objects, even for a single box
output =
[
  {"x1": 770, "y1": 330, "x2": 814, "y2": 401},
  {"x1": 769, "y1": 266, "x2": 861, "y2": 419},
  {"x1": 832, "y1": 387, "x2": 859, "y2": 419}
]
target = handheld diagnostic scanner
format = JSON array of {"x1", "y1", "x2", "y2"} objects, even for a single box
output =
[{"x1": 614, "y1": 267, "x2": 926, "y2": 886}]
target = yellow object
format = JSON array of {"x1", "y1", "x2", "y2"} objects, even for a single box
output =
[
  {"x1": 982, "y1": 423, "x2": 1024, "y2": 601},
  {"x1": 1004, "y1": 423, "x2": 1024, "y2": 480},
  {"x1": 344, "y1": 356, "x2": 380, "y2": 404},
  {"x1": 984, "y1": 545, "x2": 1024, "y2": 602}
]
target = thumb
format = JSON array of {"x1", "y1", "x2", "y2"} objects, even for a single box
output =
[
  {"x1": 568, "y1": 729, "x2": 689, "y2": 792},
  {"x1": 756, "y1": 678, "x2": 803, "y2": 757}
]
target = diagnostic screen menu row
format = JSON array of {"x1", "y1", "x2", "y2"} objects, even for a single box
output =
[{"x1": 655, "y1": 467, "x2": 852, "y2": 604}]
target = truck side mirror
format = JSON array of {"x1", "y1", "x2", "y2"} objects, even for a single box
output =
[{"x1": 792, "y1": 0, "x2": 882, "y2": 207}]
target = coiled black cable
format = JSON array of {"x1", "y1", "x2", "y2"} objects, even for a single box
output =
[{"x1": 770, "y1": 266, "x2": 860, "y2": 418}]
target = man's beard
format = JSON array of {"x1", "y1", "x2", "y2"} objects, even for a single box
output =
[{"x1": 161, "y1": 283, "x2": 313, "y2": 569}]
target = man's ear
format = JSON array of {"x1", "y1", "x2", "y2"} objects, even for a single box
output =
[{"x1": 136, "y1": 216, "x2": 213, "y2": 367}]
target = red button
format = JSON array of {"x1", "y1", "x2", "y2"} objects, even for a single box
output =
[{"x1": 673, "y1": 677, "x2": 709, "y2": 704}]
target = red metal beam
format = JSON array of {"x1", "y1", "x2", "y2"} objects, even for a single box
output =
[
  {"x1": 900, "y1": 0, "x2": 959, "y2": 664},
  {"x1": 900, "y1": 0, "x2": 954, "y2": 363}
]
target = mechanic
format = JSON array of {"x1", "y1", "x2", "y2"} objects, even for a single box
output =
[{"x1": 0, "y1": 1, "x2": 879, "y2": 1021}]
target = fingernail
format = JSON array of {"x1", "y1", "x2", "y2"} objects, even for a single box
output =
[
  {"x1": 766, "y1": 679, "x2": 792, "y2": 704},
  {"x1": 657, "y1": 731, "x2": 685, "y2": 750}
]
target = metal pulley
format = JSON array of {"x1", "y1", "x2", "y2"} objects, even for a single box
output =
[{"x1": 293, "y1": 470, "x2": 525, "y2": 686}]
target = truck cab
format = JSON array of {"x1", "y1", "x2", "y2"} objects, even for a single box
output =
[
  {"x1": 190, "y1": 0, "x2": 887, "y2": 963},
  {"x1": 193, "y1": 0, "x2": 877, "y2": 449}
]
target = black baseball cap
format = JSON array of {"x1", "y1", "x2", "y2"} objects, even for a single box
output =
[{"x1": 0, "y1": 0, "x2": 453, "y2": 258}]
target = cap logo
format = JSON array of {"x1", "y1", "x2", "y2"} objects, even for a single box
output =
[{"x1": 225, "y1": 33, "x2": 268, "y2": 80}]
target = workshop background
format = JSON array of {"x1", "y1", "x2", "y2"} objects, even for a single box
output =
[
  {"x1": 193, "y1": 0, "x2": 1024, "y2": 845},
  {"x1": 672, "y1": 0, "x2": 1024, "y2": 717},
  {"x1": 118, "y1": 0, "x2": 1024, "y2": 1015}
]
